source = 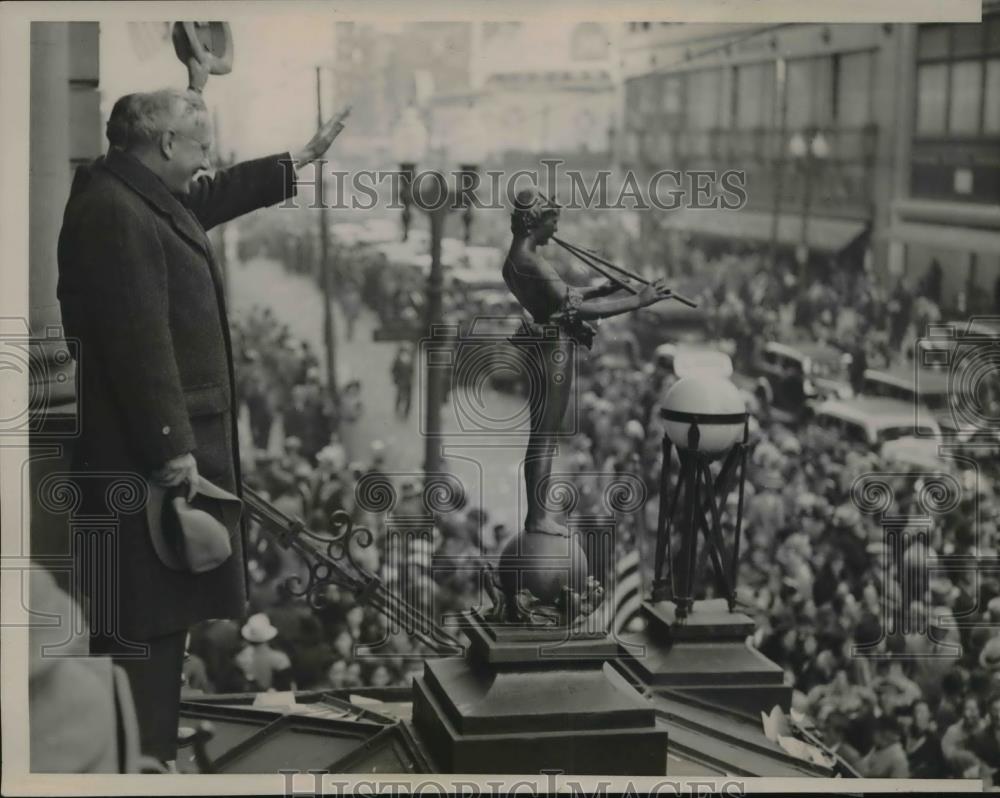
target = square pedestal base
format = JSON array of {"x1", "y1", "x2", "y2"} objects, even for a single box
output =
[
  {"x1": 411, "y1": 613, "x2": 670, "y2": 775},
  {"x1": 412, "y1": 658, "x2": 669, "y2": 775},
  {"x1": 617, "y1": 599, "x2": 791, "y2": 718}
]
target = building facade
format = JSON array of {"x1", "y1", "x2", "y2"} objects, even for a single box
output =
[
  {"x1": 427, "y1": 21, "x2": 621, "y2": 163},
  {"x1": 887, "y1": 7, "x2": 1000, "y2": 313},
  {"x1": 620, "y1": 22, "x2": 902, "y2": 278},
  {"x1": 620, "y1": 14, "x2": 1000, "y2": 312},
  {"x1": 333, "y1": 21, "x2": 475, "y2": 163}
]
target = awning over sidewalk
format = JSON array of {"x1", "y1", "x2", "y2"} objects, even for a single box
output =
[
  {"x1": 660, "y1": 208, "x2": 868, "y2": 253},
  {"x1": 884, "y1": 220, "x2": 1000, "y2": 255}
]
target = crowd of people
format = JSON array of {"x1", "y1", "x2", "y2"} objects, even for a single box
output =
[
  {"x1": 558, "y1": 248, "x2": 1000, "y2": 781},
  {"x1": 180, "y1": 232, "x2": 1000, "y2": 782},
  {"x1": 184, "y1": 304, "x2": 502, "y2": 698}
]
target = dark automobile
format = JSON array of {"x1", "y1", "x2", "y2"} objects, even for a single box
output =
[{"x1": 744, "y1": 341, "x2": 853, "y2": 423}]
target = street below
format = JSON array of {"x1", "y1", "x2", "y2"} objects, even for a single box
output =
[{"x1": 229, "y1": 255, "x2": 529, "y2": 534}]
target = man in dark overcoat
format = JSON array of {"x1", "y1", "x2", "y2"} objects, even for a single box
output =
[{"x1": 56, "y1": 79, "x2": 348, "y2": 766}]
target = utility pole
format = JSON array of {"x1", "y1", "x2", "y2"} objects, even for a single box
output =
[
  {"x1": 800, "y1": 131, "x2": 815, "y2": 284},
  {"x1": 423, "y1": 203, "x2": 448, "y2": 477},
  {"x1": 316, "y1": 66, "x2": 338, "y2": 399},
  {"x1": 768, "y1": 57, "x2": 788, "y2": 274}
]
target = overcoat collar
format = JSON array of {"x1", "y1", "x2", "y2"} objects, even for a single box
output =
[{"x1": 102, "y1": 148, "x2": 211, "y2": 257}]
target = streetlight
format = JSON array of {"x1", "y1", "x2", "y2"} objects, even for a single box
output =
[
  {"x1": 314, "y1": 66, "x2": 339, "y2": 399},
  {"x1": 789, "y1": 127, "x2": 830, "y2": 280},
  {"x1": 391, "y1": 107, "x2": 483, "y2": 476},
  {"x1": 391, "y1": 106, "x2": 430, "y2": 242},
  {"x1": 450, "y1": 114, "x2": 489, "y2": 245}
]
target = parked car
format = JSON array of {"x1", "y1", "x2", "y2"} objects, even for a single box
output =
[
  {"x1": 811, "y1": 397, "x2": 941, "y2": 451},
  {"x1": 744, "y1": 341, "x2": 853, "y2": 423},
  {"x1": 654, "y1": 341, "x2": 735, "y2": 380},
  {"x1": 860, "y1": 365, "x2": 959, "y2": 438}
]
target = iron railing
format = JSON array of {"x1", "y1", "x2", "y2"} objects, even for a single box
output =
[{"x1": 242, "y1": 486, "x2": 464, "y2": 656}]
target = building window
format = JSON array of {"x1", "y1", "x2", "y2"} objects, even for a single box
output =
[
  {"x1": 986, "y1": 60, "x2": 1000, "y2": 132},
  {"x1": 638, "y1": 75, "x2": 656, "y2": 114},
  {"x1": 949, "y1": 60, "x2": 982, "y2": 133},
  {"x1": 916, "y1": 63, "x2": 948, "y2": 134},
  {"x1": 685, "y1": 68, "x2": 723, "y2": 130},
  {"x1": 734, "y1": 62, "x2": 775, "y2": 129},
  {"x1": 836, "y1": 50, "x2": 874, "y2": 127},
  {"x1": 661, "y1": 75, "x2": 683, "y2": 116},
  {"x1": 915, "y1": 18, "x2": 1000, "y2": 137},
  {"x1": 571, "y1": 22, "x2": 609, "y2": 61},
  {"x1": 786, "y1": 55, "x2": 834, "y2": 130}
]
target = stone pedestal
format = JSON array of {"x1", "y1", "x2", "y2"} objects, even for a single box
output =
[
  {"x1": 616, "y1": 598, "x2": 790, "y2": 719},
  {"x1": 411, "y1": 610, "x2": 669, "y2": 775}
]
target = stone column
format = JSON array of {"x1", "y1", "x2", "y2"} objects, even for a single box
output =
[
  {"x1": 29, "y1": 23, "x2": 72, "y2": 405},
  {"x1": 29, "y1": 23, "x2": 100, "y2": 577},
  {"x1": 29, "y1": 22, "x2": 100, "y2": 411}
]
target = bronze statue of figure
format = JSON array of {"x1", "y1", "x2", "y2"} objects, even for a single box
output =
[{"x1": 503, "y1": 187, "x2": 675, "y2": 537}]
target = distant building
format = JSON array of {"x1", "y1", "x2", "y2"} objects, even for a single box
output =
[
  {"x1": 428, "y1": 22, "x2": 622, "y2": 162},
  {"x1": 620, "y1": 13, "x2": 1000, "y2": 312},
  {"x1": 887, "y1": 7, "x2": 1000, "y2": 313},
  {"x1": 620, "y1": 22, "x2": 897, "y2": 279},
  {"x1": 334, "y1": 22, "x2": 475, "y2": 161}
]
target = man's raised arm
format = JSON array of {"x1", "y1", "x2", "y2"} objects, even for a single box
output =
[{"x1": 184, "y1": 103, "x2": 350, "y2": 231}]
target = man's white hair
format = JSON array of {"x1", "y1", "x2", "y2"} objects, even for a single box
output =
[{"x1": 108, "y1": 89, "x2": 207, "y2": 150}]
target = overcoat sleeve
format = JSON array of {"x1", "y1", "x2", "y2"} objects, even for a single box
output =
[
  {"x1": 79, "y1": 196, "x2": 197, "y2": 469},
  {"x1": 184, "y1": 152, "x2": 297, "y2": 231}
]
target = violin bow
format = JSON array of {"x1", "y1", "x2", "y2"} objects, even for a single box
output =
[
  {"x1": 552, "y1": 236, "x2": 639, "y2": 295},
  {"x1": 552, "y1": 235, "x2": 699, "y2": 309},
  {"x1": 554, "y1": 235, "x2": 647, "y2": 288}
]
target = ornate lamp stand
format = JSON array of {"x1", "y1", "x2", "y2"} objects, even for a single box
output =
[{"x1": 617, "y1": 375, "x2": 791, "y2": 718}]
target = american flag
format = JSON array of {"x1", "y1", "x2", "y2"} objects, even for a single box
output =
[{"x1": 589, "y1": 548, "x2": 644, "y2": 634}]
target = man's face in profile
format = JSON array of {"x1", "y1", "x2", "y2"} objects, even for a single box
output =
[{"x1": 165, "y1": 112, "x2": 212, "y2": 195}]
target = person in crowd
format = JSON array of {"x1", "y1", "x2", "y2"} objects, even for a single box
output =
[
  {"x1": 858, "y1": 716, "x2": 910, "y2": 778},
  {"x1": 344, "y1": 662, "x2": 364, "y2": 688},
  {"x1": 942, "y1": 695, "x2": 987, "y2": 776},
  {"x1": 290, "y1": 615, "x2": 336, "y2": 690},
  {"x1": 308, "y1": 445, "x2": 348, "y2": 528},
  {"x1": 341, "y1": 281, "x2": 363, "y2": 342},
  {"x1": 937, "y1": 670, "x2": 970, "y2": 730},
  {"x1": 973, "y1": 694, "x2": 1000, "y2": 785},
  {"x1": 181, "y1": 632, "x2": 213, "y2": 696},
  {"x1": 243, "y1": 358, "x2": 274, "y2": 451},
  {"x1": 821, "y1": 710, "x2": 863, "y2": 773},
  {"x1": 286, "y1": 382, "x2": 334, "y2": 463},
  {"x1": 29, "y1": 566, "x2": 121, "y2": 772},
  {"x1": 234, "y1": 613, "x2": 295, "y2": 693},
  {"x1": 340, "y1": 379, "x2": 365, "y2": 426},
  {"x1": 391, "y1": 343, "x2": 416, "y2": 419},
  {"x1": 905, "y1": 699, "x2": 948, "y2": 779}
]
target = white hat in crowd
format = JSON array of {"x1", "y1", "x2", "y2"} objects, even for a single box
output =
[{"x1": 241, "y1": 612, "x2": 278, "y2": 644}]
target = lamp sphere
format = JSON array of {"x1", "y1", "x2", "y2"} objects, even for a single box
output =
[{"x1": 662, "y1": 376, "x2": 746, "y2": 457}]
